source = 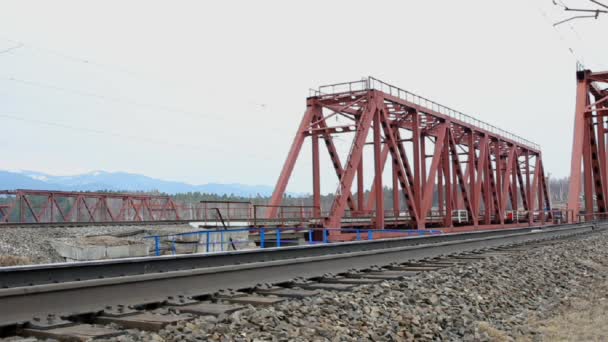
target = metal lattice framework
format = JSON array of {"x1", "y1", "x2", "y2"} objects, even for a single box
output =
[
  {"x1": 268, "y1": 77, "x2": 551, "y2": 232},
  {"x1": 0, "y1": 190, "x2": 182, "y2": 223},
  {"x1": 568, "y1": 69, "x2": 608, "y2": 217}
]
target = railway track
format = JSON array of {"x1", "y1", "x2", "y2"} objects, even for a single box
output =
[{"x1": 0, "y1": 222, "x2": 603, "y2": 340}]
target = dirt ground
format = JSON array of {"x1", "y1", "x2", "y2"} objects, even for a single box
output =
[{"x1": 525, "y1": 259, "x2": 608, "y2": 341}]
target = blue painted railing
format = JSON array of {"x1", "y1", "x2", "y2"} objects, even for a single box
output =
[{"x1": 144, "y1": 227, "x2": 442, "y2": 256}]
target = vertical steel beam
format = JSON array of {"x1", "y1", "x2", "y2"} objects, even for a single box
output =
[
  {"x1": 392, "y1": 161, "x2": 400, "y2": 217},
  {"x1": 442, "y1": 133, "x2": 453, "y2": 227},
  {"x1": 438, "y1": 160, "x2": 444, "y2": 217},
  {"x1": 568, "y1": 72, "x2": 590, "y2": 213},
  {"x1": 373, "y1": 109, "x2": 384, "y2": 230},
  {"x1": 357, "y1": 157, "x2": 365, "y2": 212},
  {"x1": 412, "y1": 112, "x2": 422, "y2": 213},
  {"x1": 511, "y1": 154, "x2": 519, "y2": 210},
  {"x1": 494, "y1": 141, "x2": 504, "y2": 224},
  {"x1": 483, "y1": 145, "x2": 494, "y2": 224},
  {"x1": 312, "y1": 129, "x2": 321, "y2": 217},
  {"x1": 421, "y1": 133, "x2": 427, "y2": 195},
  {"x1": 598, "y1": 110, "x2": 608, "y2": 199},
  {"x1": 366, "y1": 145, "x2": 390, "y2": 211},
  {"x1": 582, "y1": 115, "x2": 594, "y2": 214},
  {"x1": 525, "y1": 151, "x2": 532, "y2": 224},
  {"x1": 468, "y1": 132, "x2": 478, "y2": 226}
]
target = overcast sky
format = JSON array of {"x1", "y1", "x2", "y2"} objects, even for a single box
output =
[{"x1": 1, "y1": 0, "x2": 607, "y2": 193}]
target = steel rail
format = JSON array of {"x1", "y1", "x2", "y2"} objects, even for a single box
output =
[
  {"x1": 0, "y1": 223, "x2": 586, "y2": 288},
  {"x1": 0, "y1": 222, "x2": 600, "y2": 327}
]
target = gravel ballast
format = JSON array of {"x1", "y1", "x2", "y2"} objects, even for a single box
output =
[
  {"x1": 1, "y1": 229, "x2": 606, "y2": 341},
  {"x1": 104, "y1": 229, "x2": 608, "y2": 341}
]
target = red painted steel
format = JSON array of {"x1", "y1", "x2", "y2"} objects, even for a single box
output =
[
  {"x1": 268, "y1": 77, "x2": 551, "y2": 234},
  {"x1": 568, "y1": 69, "x2": 608, "y2": 219},
  {"x1": 0, "y1": 190, "x2": 181, "y2": 224},
  {"x1": 0, "y1": 192, "x2": 322, "y2": 228}
]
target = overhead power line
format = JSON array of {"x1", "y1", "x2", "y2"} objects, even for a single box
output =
[
  {"x1": 533, "y1": 1, "x2": 586, "y2": 65},
  {"x1": 0, "y1": 43, "x2": 23, "y2": 55},
  {"x1": 0, "y1": 112, "x2": 276, "y2": 161},
  {"x1": 553, "y1": 0, "x2": 607, "y2": 26},
  {"x1": 0, "y1": 35, "x2": 272, "y2": 114},
  {"x1": 0, "y1": 76, "x2": 220, "y2": 122},
  {"x1": 0, "y1": 112, "x2": 209, "y2": 151},
  {"x1": 0, "y1": 35, "x2": 157, "y2": 82}
]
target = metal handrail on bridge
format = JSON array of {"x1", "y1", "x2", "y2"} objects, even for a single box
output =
[
  {"x1": 312, "y1": 76, "x2": 540, "y2": 151},
  {"x1": 145, "y1": 226, "x2": 443, "y2": 256}
]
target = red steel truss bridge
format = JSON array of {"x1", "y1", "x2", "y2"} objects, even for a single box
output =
[
  {"x1": 268, "y1": 77, "x2": 551, "y2": 237},
  {"x1": 0, "y1": 190, "x2": 184, "y2": 224},
  {"x1": 0, "y1": 77, "x2": 555, "y2": 234},
  {"x1": 569, "y1": 69, "x2": 608, "y2": 217}
]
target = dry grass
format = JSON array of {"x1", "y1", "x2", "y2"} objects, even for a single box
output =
[
  {"x1": 531, "y1": 296, "x2": 608, "y2": 341},
  {"x1": 525, "y1": 271, "x2": 608, "y2": 342},
  {"x1": 476, "y1": 321, "x2": 511, "y2": 342},
  {"x1": 0, "y1": 255, "x2": 31, "y2": 266}
]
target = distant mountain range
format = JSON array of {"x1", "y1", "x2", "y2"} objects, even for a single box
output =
[{"x1": 0, "y1": 170, "x2": 277, "y2": 197}]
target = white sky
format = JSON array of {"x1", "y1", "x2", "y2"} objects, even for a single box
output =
[{"x1": 1, "y1": 0, "x2": 607, "y2": 193}]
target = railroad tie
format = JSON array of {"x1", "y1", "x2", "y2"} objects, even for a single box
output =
[
  {"x1": 214, "y1": 289, "x2": 287, "y2": 306},
  {"x1": 23, "y1": 324, "x2": 124, "y2": 341},
  {"x1": 95, "y1": 309, "x2": 193, "y2": 332},
  {"x1": 253, "y1": 284, "x2": 318, "y2": 299},
  {"x1": 169, "y1": 302, "x2": 245, "y2": 317}
]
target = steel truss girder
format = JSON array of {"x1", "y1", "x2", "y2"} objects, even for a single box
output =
[
  {"x1": 0, "y1": 190, "x2": 180, "y2": 224},
  {"x1": 569, "y1": 69, "x2": 608, "y2": 215},
  {"x1": 268, "y1": 83, "x2": 549, "y2": 231}
]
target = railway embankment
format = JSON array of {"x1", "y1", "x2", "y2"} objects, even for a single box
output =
[{"x1": 102, "y1": 230, "x2": 608, "y2": 341}]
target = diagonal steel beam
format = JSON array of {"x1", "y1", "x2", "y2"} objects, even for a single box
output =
[
  {"x1": 268, "y1": 103, "x2": 318, "y2": 218},
  {"x1": 314, "y1": 111, "x2": 357, "y2": 212},
  {"x1": 448, "y1": 131, "x2": 474, "y2": 221},
  {"x1": 501, "y1": 148, "x2": 516, "y2": 212},
  {"x1": 421, "y1": 125, "x2": 448, "y2": 220},
  {"x1": 515, "y1": 152, "x2": 529, "y2": 211},
  {"x1": 325, "y1": 93, "x2": 379, "y2": 228},
  {"x1": 473, "y1": 136, "x2": 490, "y2": 218},
  {"x1": 378, "y1": 106, "x2": 420, "y2": 226}
]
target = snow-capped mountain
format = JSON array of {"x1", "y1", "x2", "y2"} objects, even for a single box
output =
[{"x1": 0, "y1": 170, "x2": 275, "y2": 196}]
